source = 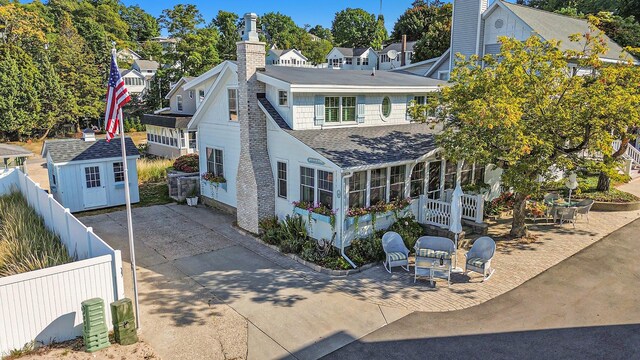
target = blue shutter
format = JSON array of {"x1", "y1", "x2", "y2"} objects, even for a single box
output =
[
  {"x1": 314, "y1": 95, "x2": 325, "y2": 126},
  {"x1": 406, "y1": 95, "x2": 414, "y2": 121},
  {"x1": 356, "y1": 95, "x2": 365, "y2": 123}
]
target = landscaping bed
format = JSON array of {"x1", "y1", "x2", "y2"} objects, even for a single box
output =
[
  {"x1": 0, "y1": 192, "x2": 72, "y2": 277},
  {"x1": 258, "y1": 213, "x2": 424, "y2": 270}
]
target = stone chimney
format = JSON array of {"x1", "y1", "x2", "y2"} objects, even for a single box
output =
[
  {"x1": 235, "y1": 13, "x2": 275, "y2": 234},
  {"x1": 450, "y1": 0, "x2": 489, "y2": 70}
]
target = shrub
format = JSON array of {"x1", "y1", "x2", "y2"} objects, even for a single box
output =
[
  {"x1": 137, "y1": 158, "x2": 173, "y2": 183},
  {"x1": 388, "y1": 214, "x2": 423, "y2": 250},
  {"x1": 258, "y1": 217, "x2": 282, "y2": 246},
  {"x1": 278, "y1": 215, "x2": 308, "y2": 254},
  {"x1": 346, "y1": 235, "x2": 384, "y2": 266},
  {"x1": 173, "y1": 154, "x2": 200, "y2": 173}
]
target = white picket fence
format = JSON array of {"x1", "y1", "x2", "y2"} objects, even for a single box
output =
[
  {"x1": 0, "y1": 168, "x2": 124, "y2": 355},
  {"x1": 418, "y1": 193, "x2": 485, "y2": 229}
]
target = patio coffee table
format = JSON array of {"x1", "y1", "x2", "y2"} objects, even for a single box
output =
[{"x1": 414, "y1": 259, "x2": 451, "y2": 286}]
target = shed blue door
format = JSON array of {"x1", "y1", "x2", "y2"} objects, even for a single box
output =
[{"x1": 82, "y1": 164, "x2": 107, "y2": 208}]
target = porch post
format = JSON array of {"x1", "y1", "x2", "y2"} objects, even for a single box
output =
[{"x1": 475, "y1": 194, "x2": 484, "y2": 223}]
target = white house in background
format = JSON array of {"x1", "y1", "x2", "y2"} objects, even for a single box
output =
[
  {"x1": 393, "y1": 0, "x2": 636, "y2": 78},
  {"x1": 186, "y1": 14, "x2": 497, "y2": 258},
  {"x1": 132, "y1": 59, "x2": 159, "y2": 79},
  {"x1": 266, "y1": 49, "x2": 309, "y2": 67},
  {"x1": 378, "y1": 40, "x2": 417, "y2": 70},
  {"x1": 326, "y1": 47, "x2": 378, "y2": 70},
  {"x1": 116, "y1": 48, "x2": 142, "y2": 63},
  {"x1": 41, "y1": 131, "x2": 140, "y2": 213},
  {"x1": 150, "y1": 36, "x2": 177, "y2": 54},
  {"x1": 142, "y1": 77, "x2": 198, "y2": 158},
  {"x1": 120, "y1": 69, "x2": 148, "y2": 96}
]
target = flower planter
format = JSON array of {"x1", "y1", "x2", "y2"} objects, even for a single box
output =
[
  {"x1": 209, "y1": 182, "x2": 227, "y2": 191},
  {"x1": 310, "y1": 212, "x2": 331, "y2": 223},
  {"x1": 293, "y1": 207, "x2": 309, "y2": 217},
  {"x1": 186, "y1": 197, "x2": 198, "y2": 206}
]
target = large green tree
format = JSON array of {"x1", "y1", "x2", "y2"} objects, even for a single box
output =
[
  {"x1": 212, "y1": 10, "x2": 240, "y2": 61},
  {"x1": 122, "y1": 5, "x2": 160, "y2": 42},
  {"x1": 419, "y1": 33, "x2": 639, "y2": 237},
  {"x1": 261, "y1": 12, "x2": 307, "y2": 49},
  {"x1": 392, "y1": 1, "x2": 452, "y2": 61},
  {"x1": 159, "y1": 4, "x2": 203, "y2": 38},
  {"x1": 331, "y1": 8, "x2": 379, "y2": 48}
]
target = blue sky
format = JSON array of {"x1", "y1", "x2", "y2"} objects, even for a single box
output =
[{"x1": 120, "y1": 0, "x2": 419, "y2": 33}]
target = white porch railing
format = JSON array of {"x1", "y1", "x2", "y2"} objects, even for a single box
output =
[
  {"x1": 613, "y1": 140, "x2": 640, "y2": 166},
  {"x1": 418, "y1": 193, "x2": 485, "y2": 229}
]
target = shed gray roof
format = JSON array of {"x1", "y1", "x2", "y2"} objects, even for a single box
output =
[
  {"x1": 43, "y1": 138, "x2": 139, "y2": 164},
  {"x1": 258, "y1": 95, "x2": 438, "y2": 168},
  {"x1": 334, "y1": 47, "x2": 370, "y2": 57},
  {"x1": 500, "y1": 1, "x2": 633, "y2": 61},
  {"x1": 262, "y1": 66, "x2": 447, "y2": 87},
  {"x1": 133, "y1": 59, "x2": 159, "y2": 71},
  {"x1": 0, "y1": 144, "x2": 32, "y2": 159},
  {"x1": 381, "y1": 41, "x2": 417, "y2": 54},
  {"x1": 142, "y1": 114, "x2": 192, "y2": 129}
]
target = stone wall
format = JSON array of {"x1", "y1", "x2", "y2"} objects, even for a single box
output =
[{"x1": 167, "y1": 171, "x2": 199, "y2": 201}]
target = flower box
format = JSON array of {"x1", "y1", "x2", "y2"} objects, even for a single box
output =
[
  {"x1": 345, "y1": 213, "x2": 372, "y2": 227},
  {"x1": 310, "y1": 212, "x2": 331, "y2": 223},
  {"x1": 206, "y1": 181, "x2": 227, "y2": 191},
  {"x1": 293, "y1": 207, "x2": 309, "y2": 217}
]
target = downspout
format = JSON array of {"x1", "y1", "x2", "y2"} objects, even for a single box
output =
[{"x1": 340, "y1": 169, "x2": 357, "y2": 268}]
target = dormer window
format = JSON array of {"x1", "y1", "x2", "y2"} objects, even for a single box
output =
[
  {"x1": 278, "y1": 90, "x2": 288, "y2": 107},
  {"x1": 176, "y1": 95, "x2": 183, "y2": 111},
  {"x1": 228, "y1": 88, "x2": 238, "y2": 121}
]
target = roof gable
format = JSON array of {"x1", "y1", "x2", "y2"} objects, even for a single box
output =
[
  {"x1": 43, "y1": 138, "x2": 139, "y2": 164},
  {"x1": 187, "y1": 62, "x2": 238, "y2": 129}
]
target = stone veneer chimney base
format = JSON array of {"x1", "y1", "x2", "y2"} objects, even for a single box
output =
[{"x1": 235, "y1": 36, "x2": 275, "y2": 234}]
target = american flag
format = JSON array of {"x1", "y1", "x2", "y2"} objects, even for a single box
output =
[{"x1": 105, "y1": 52, "x2": 131, "y2": 141}]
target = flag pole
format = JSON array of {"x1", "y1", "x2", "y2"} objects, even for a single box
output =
[{"x1": 113, "y1": 46, "x2": 141, "y2": 330}]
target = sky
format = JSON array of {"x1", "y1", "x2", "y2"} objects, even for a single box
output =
[{"x1": 120, "y1": 0, "x2": 419, "y2": 33}]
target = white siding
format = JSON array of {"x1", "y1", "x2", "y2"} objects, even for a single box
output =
[
  {"x1": 196, "y1": 70, "x2": 240, "y2": 207},
  {"x1": 169, "y1": 86, "x2": 197, "y2": 115},
  {"x1": 266, "y1": 84, "x2": 294, "y2": 128},
  {"x1": 483, "y1": 6, "x2": 534, "y2": 47}
]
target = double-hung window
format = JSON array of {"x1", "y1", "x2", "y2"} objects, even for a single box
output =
[
  {"x1": 278, "y1": 90, "x2": 288, "y2": 106},
  {"x1": 113, "y1": 162, "x2": 125, "y2": 183},
  {"x1": 410, "y1": 163, "x2": 426, "y2": 197},
  {"x1": 228, "y1": 88, "x2": 238, "y2": 121},
  {"x1": 369, "y1": 168, "x2": 387, "y2": 205},
  {"x1": 176, "y1": 95, "x2": 183, "y2": 111},
  {"x1": 348, "y1": 171, "x2": 367, "y2": 208},
  {"x1": 300, "y1": 166, "x2": 315, "y2": 204},
  {"x1": 346, "y1": 57, "x2": 353, "y2": 65},
  {"x1": 324, "y1": 96, "x2": 356, "y2": 123},
  {"x1": 199, "y1": 89, "x2": 205, "y2": 102},
  {"x1": 206, "y1": 148, "x2": 224, "y2": 177},
  {"x1": 389, "y1": 165, "x2": 406, "y2": 201},
  {"x1": 362, "y1": 58, "x2": 369, "y2": 66},
  {"x1": 444, "y1": 161, "x2": 457, "y2": 190},
  {"x1": 318, "y1": 170, "x2": 333, "y2": 208},
  {"x1": 277, "y1": 161, "x2": 287, "y2": 199}
]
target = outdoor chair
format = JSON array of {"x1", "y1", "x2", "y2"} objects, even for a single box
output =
[
  {"x1": 543, "y1": 193, "x2": 561, "y2": 220},
  {"x1": 464, "y1": 236, "x2": 496, "y2": 281},
  {"x1": 575, "y1": 199, "x2": 594, "y2": 223},
  {"x1": 414, "y1": 236, "x2": 455, "y2": 268},
  {"x1": 556, "y1": 207, "x2": 578, "y2": 228},
  {"x1": 382, "y1": 231, "x2": 410, "y2": 273}
]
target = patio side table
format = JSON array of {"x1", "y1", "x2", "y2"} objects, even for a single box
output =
[{"x1": 414, "y1": 259, "x2": 451, "y2": 286}]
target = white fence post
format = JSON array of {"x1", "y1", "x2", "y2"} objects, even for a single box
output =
[
  {"x1": 87, "y1": 227, "x2": 94, "y2": 258},
  {"x1": 64, "y1": 209, "x2": 74, "y2": 256},
  {"x1": 475, "y1": 194, "x2": 484, "y2": 223}
]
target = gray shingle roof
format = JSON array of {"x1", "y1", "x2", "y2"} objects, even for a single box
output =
[
  {"x1": 334, "y1": 47, "x2": 370, "y2": 57},
  {"x1": 261, "y1": 66, "x2": 447, "y2": 87},
  {"x1": 500, "y1": 1, "x2": 633, "y2": 61},
  {"x1": 258, "y1": 95, "x2": 438, "y2": 168},
  {"x1": 44, "y1": 138, "x2": 139, "y2": 164},
  {"x1": 133, "y1": 59, "x2": 159, "y2": 71},
  {"x1": 381, "y1": 41, "x2": 417, "y2": 54},
  {"x1": 0, "y1": 144, "x2": 32, "y2": 159},
  {"x1": 142, "y1": 114, "x2": 192, "y2": 129}
]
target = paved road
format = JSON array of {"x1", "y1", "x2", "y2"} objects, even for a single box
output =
[{"x1": 324, "y1": 218, "x2": 640, "y2": 360}]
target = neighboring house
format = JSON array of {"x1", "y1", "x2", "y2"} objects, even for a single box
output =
[
  {"x1": 186, "y1": 14, "x2": 494, "y2": 249},
  {"x1": 116, "y1": 48, "x2": 142, "y2": 63},
  {"x1": 120, "y1": 69, "x2": 148, "y2": 96},
  {"x1": 142, "y1": 77, "x2": 198, "y2": 158},
  {"x1": 394, "y1": 0, "x2": 637, "y2": 78},
  {"x1": 41, "y1": 130, "x2": 140, "y2": 213},
  {"x1": 326, "y1": 47, "x2": 378, "y2": 70},
  {"x1": 132, "y1": 59, "x2": 160, "y2": 79},
  {"x1": 266, "y1": 49, "x2": 309, "y2": 67},
  {"x1": 378, "y1": 40, "x2": 417, "y2": 70},
  {"x1": 0, "y1": 144, "x2": 32, "y2": 173},
  {"x1": 150, "y1": 36, "x2": 177, "y2": 54}
]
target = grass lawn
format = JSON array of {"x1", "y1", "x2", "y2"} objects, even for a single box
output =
[
  {"x1": 9, "y1": 131, "x2": 148, "y2": 155},
  {"x1": 0, "y1": 192, "x2": 73, "y2": 277},
  {"x1": 550, "y1": 174, "x2": 640, "y2": 202}
]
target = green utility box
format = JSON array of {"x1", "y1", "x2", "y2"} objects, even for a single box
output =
[
  {"x1": 110, "y1": 298, "x2": 138, "y2": 345},
  {"x1": 81, "y1": 298, "x2": 110, "y2": 352}
]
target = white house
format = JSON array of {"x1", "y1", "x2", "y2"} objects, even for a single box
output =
[
  {"x1": 186, "y1": 14, "x2": 495, "y2": 258},
  {"x1": 142, "y1": 77, "x2": 198, "y2": 158},
  {"x1": 378, "y1": 40, "x2": 417, "y2": 70},
  {"x1": 116, "y1": 48, "x2": 142, "y2": 63},
  {"x1": 41, "y1": 131, "x2": 140, "y2": 213},
  {"x1": 394, "y1": 0, "x2": 637, "y2": 79},
  {"x1": 120, "y1": 69, "x2": 148, "y2": 96},
  {"x1": 266, "y1": 49, "x2": 310, "y2": 67},
  {"x1": 326, "y1": 47, "x2": 378, "y2": 70}
]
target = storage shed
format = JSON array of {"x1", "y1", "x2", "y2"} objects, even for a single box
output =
[{"x1": 41, "y1": 132, "x2": 140, "y2": 212}]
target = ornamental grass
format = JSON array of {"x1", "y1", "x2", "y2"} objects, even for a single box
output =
[
  {"x1": 0, "y1": 192, "x2": 73, "y2": 277},
  {"x1": 137, "y1": 157, "x2": 173, "y2": 183}
]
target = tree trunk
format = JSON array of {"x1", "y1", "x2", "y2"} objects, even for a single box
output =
[
  {"x1": 37, "y1": 127, "x2": 52, "y2": 142},
  {"x1": 510, "y1": 193, "x2": 528, "y2": 238},
  {"x1": 597, "y1": 171, "x2": 611, "y2": 191}
]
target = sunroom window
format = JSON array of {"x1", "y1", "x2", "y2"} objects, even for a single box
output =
[
  {"x1": 410, "y1": 163, "x2": 426, "y2": 197},
  {"x1": 369, "y1": 168, "x2": 387, "y2": 205},
  {"x1": 348, "y1": 171, "x2": 367, "y2": 208},
  {"x1": 389, "y1": 165, "x2": 406, "y2": 201}
]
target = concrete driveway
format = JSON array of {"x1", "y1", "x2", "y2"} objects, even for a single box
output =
[
  {"x1": 324, "y1": 218, "x2": 640, "y2": 359},
  {"x1": 82, "y1": 204, "x2": 409, "y2": 360}
]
